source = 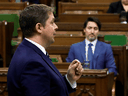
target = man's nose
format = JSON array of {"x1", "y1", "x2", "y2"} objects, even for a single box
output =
[
  {"x1": 54, "y1": 23, "x2": 58, "y2": 29},
  {"x1": 91, "y1": 28, "x2": 94, "y2": 33}
]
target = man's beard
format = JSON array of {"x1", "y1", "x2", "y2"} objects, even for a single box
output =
[
  {"x1": 88, "y1": 34, "x2": 96, "y2": 42},
  {"x1": 89, "y1": 37, "x2": 96, "y2": 42}
]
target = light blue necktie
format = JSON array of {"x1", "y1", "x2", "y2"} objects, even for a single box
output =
[{"x1": 88, "y1": 43, "x2": 93, "y2": 61}]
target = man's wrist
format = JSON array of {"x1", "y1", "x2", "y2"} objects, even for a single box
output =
[{"x1": 65, "y1": 74, "x2": 76, "y2": 88}]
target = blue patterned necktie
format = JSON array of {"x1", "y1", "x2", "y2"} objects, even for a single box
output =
[{"x1": 88, "y1": 43, "x2": 93, "y2": 61}]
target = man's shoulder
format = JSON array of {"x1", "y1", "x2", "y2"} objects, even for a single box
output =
[
  {"x1": 71, "y1": 41, "x2": 84, "y2": 46},
  {"x1": 98, "y1": 41, "x2": 111, "y2": 47},
  {"x1": 14, "y1": 41, "x2": 42, "y2": 61},
  {"x1": 110, "y1": 1, "x2": 121, "y2": 6}
]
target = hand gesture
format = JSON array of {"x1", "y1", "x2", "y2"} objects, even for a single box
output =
[{"x1": 67, "y1": 59, "x2": 83, "y2": 84}]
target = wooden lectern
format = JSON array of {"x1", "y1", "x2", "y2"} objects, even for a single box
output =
[
  {"x1": 0, "y1": 67, "x2": 8, "y2": 96},
  {"x1": 59, "y1": 68, "x2": 114, "y2": 96},
  {"x1": 0, "y1": 67, "x2": 115, "y2": 96}
]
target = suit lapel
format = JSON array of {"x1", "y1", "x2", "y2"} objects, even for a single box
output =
[
  {"x1": 80, "y1": 40, "x2": 86, "y2": 61},
  {"x1": 22, "y1": 39, "x2": 69, "y2": 95},
  {"x1": 93, "y1": 41, "x2": 101, "y2": 69},
  {"x1": 38, "y1": 52, "x2": 69, "y2": 95},
  {"x1": 42, "y1": 56, "x2": 69, "y2": 95},
  {"x1": 22, "y1": 39, "x2": 61, "y2": 75}
]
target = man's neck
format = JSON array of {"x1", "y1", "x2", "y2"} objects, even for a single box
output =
[{"x1": 26, "y1": 35, "x2": 47, "y2": 49}]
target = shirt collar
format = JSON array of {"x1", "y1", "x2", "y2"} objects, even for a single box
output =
[
  {"x1": 25, "y1": 38, "x2": 46, "y2": 55},
  {"x1": 85, "y1": 38, "x2": 97, "y2": 46}
]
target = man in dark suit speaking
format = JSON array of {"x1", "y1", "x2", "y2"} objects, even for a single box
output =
[{"x1": 7, "y1": 4, "x2": 83, "y2": 96}]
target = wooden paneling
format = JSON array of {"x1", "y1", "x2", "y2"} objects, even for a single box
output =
[
  {"x1": 58, "y1": 13, "x2": 120, "y2": 23},
  {"x1": 0, "y1": 21, "x2": 14, "y2": 67},
  {"x1": 0, "y1": 2, "x2": 29, "y2": 16},
  {"x1": 76, "y1": 0, "x2": 119, "y2": 3},
  {"x1": 56, "y1": 22, "x2": 128, "y2": 31},
  {"x1": 0, "y1": 2, "x2": 29, "y2": 10},
  {"x1": 39, "y1": 0, "x2": 53, "y2": 6},
  {"x1": 51, "y1": 35, "x2": 105, "y2": 46},
  {"x1": 0, "y1": 67, "x2": 8, "y2": 96},
  {"x1": 55, "y1": 22, "x2": 128, "y2": 45},
  {"x1": 0, "y1": 67, "x2": 114, "y2": 96},
  {"x1": 0, "y1": 0, "x2": 10, "y2": 2},
  {"x1": 59, "y1": 0, "x2": 119, "y2": 3},
  {"x1": 59, "y1": 69, "x2": 114, "y2": 96},
  {"x1": 58, "y1": 2, "x2": 110, "y2": 16}
]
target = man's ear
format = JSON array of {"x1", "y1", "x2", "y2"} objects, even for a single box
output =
[
  {"x1": 83, "y1": 29, "x2": 86, "y2": 33},
  {"x1": 35, "y1": 23, "x2": 44, "y2": 33},
  {"x1": 83, "y1": 28, "x2": 86, "y2": 35}
]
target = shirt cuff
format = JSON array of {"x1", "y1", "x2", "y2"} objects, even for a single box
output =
[
  {"x1": 65, "y1": 74, "x2": 77, "y2": 89},
  {"x1": 107, "y1": 71, "x2": 109, "y2": 74}
]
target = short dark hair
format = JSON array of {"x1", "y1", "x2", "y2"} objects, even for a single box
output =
[
  {"x1": 83, "y1": 17, "x2": 101, "y2": 31},
  {"x1": 19, "y1": 4, "x2": 53, "y2": 38}
]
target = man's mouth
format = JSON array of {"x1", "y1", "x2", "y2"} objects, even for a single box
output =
[
  {"x1": 90, "y1": 34, "x2": 95, "y2": 37},
  {"x1": 53, "y1": 33, "x2": 56, "y2": 37}
]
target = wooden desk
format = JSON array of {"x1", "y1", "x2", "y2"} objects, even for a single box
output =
[
  {"x1": 58, "y1": 13, "x2": 120, "y2": 23},
  {"x1": 58, "y1": 2, "x2": 110, "y2": 16},
  {"x1": 0, "y1": 0, "x2": 10, "y2": 2},
  {"x1": 59, "y1": 68, "x2": 114, "y2": 96},
  {"x1": 75, "y1": 0, "x2": 118, "y2": 3},
  {"x1": 56, "y1": 22, "x2": 128, "y2": 31},
  {"x1": 0, "y1": 2, "x2": 29, "y2": 15},
  {"x1": 0, "y1": 68, "x2": 114, "y2": 96},
  {"x1": 51, "y1": 35, "x2": 105, "y2": 46},
  {"x1": 55, "y1": 22, "x2": 128, "y2": 45},
  {"x1": 0, "y1": 67, "x2": 8, "y2": 96},
  {"x1": 0, "y1": 2, "x2": 29, "y2": 10},
  {"x1": 49, "y1": 55, "x2": 63, "y2": 63}
]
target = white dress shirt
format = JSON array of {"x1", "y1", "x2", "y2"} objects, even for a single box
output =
[
  {"x1": 85, "y1": 39, "x2": 97, "y2": 61},
  {"x1": 25, "y1": 38, "x2": 77, "y2": 88}
]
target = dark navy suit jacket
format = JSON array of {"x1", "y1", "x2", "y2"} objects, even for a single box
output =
[
  {"x1": 66, "y1": 40, "x2": 117, "y2": 76},
  {"x1": 7, "y1": 39, "x2": 75, "y2": 96}
]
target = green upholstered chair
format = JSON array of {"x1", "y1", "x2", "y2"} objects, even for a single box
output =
[
  {"x1": 104, "y1": 35, "x2": 127, "y2": 46},
  {"x1": 0, "y1": 14, "x2": 19, "y2": 36}
]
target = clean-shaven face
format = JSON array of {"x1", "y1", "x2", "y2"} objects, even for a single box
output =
[{"x1": 42, "y1": 12, "x2": 58, "y2": 45}]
